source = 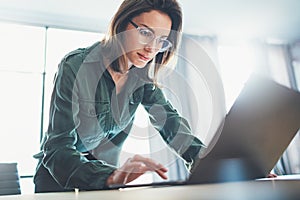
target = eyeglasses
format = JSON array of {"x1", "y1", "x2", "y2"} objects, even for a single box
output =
[{"x1": 129, "y1": 20, "x2": 173, "y2": 53}]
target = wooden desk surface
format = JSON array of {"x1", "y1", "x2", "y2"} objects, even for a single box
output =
[{"x1": 1, "y1": 180, "x2": 300, "y2": 200}]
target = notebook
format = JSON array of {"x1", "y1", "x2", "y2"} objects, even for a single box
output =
[{"x1": 109, "y1": 74, "x2": 300, "y2": 189}]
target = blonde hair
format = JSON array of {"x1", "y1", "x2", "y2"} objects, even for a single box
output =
[{"x1": 102, "y1": 0, "x2": 182, "y2": 83}]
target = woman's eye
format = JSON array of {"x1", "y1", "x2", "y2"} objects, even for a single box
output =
[{"x1": 139, "y1": 29, "x2": 153, "y2": 38}]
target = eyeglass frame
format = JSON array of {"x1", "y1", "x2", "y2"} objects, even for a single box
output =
[{"x1": 128, "y1": 20, "x2": 173, "y2": 53}]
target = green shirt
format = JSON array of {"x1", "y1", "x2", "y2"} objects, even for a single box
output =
[{"x1": 35, "y1": 41, "x2": 204, "y2": 190}]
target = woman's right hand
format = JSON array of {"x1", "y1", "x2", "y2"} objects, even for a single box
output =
[{"x1": 106, "y1": 154, "x2": 168, "y2": 186}]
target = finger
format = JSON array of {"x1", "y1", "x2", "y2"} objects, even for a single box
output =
[
  {"x1": 131, "y1": 155, "x2": 168, "y2": 180},
  {"x1": 155, "y1": 169, "x2": 168, "y2": 180},
  {"x1": 108, "y1": 159, "x2": 155, "y2": 185},
  {"x1": 267, "y1": 173, "x2": 277, "y2": 178},
  {"x1": 132, "y1": 155, "x2": 168, "y2": 172},
  {"x1": 113, "y1": 161, "x2": 150, "y2": 184},
  {"x1": 123, "y1": 161, "x2": 148, "y2": 182},
  {"x1": 125, "y1": 172, "x2": 145, "y2": 184},
  {"x1": 113, "y1": 156, "x2": 169, "y2": 184},
  {"x1": 121, "y1": 159, "x2": 151, "y2": 173},
  {"x1": 124, "y1": 162, "x2": 168, "y2": 183}
]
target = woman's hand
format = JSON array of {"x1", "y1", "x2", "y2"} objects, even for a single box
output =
[
  {"x1": 266, "y1": 173, "x2": 277, "y2": 178},
  {"x1": 106, "y1": 154, "x2": 168, "y2": 186}
]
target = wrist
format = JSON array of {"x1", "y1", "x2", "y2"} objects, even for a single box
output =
[{"x1": 106, "y1": 170, "x2": 117, "y2": 186}]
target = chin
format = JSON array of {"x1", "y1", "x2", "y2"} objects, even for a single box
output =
[
  {"x1": 132, "y1": 60, "x2": 149, "y2": 68},
  {"x1": 134, "y1": 64, "x2": 147, "y2": 68}
]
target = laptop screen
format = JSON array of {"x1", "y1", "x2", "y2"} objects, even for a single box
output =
[{"x1": 189, "y1": 74, "x2": 300, "y2": 184}]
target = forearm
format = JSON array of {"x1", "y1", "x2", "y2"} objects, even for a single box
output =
[
  {"x1": 158, "y1": 118, "x2": 205, "y2": 170},
  {"x1": 142, "y1": 84, "x2": 205, "y2": 169},
  {"x1": 42, "y1": 144, "x2": 116, "y2": 190}
]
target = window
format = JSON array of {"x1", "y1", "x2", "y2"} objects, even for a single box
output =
[
  {"x1": 218, "y1": 43, "x2": 260, "y2": 110},
  {"x1": 0, "y1": 22, "x2": 45, "y2": 177},
  {"x1": 43, "y1": 28, "x2": 104, "y2": 134}
]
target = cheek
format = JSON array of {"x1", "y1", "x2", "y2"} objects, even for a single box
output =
[
  {"x1": 126, "y1": 51, "x2": 137, "y2": 62},
  {"x1": 123, "y1": 33, "x2": 141, "y2": 52}
]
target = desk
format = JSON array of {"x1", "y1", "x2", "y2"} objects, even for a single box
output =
[{"x1": 0, "y1": 180, "x2": 300, "y2": 200}]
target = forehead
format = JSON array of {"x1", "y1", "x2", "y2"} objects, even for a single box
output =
[{"x1": 133, "y1": 10, "x2": 172, "y2": 34}]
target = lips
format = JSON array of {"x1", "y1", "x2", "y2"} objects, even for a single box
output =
[{"x1": 137, "y1": 53, "x2": 150, "y2": 61}]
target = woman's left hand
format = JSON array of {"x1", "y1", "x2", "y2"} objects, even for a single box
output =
[{"x1": 266, "y1": 173, "x2": 277, "y2": 178}]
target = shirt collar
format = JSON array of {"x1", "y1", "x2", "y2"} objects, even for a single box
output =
[{"x1": 83, "y1": 41, "x2": 102, "y2": 64}]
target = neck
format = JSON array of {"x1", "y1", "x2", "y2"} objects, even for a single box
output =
[
  {"x1": 128, "y1": 60, "x2": 133, "y2": 71},
  {"x1": 103, "y1": 56, "x2": 133, "y2": 75}
]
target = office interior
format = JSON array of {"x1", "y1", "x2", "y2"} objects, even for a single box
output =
[{"x1": 0, "y1": 0, "x2": 300, "y2": 196}]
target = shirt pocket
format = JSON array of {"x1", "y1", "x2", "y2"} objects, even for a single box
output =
[
  {"x1": 79, "y1": 99, "x2": 109, "y2": 116},
  {"x1": 77, "y1": 99, "x2": 111, "y2": 149}
]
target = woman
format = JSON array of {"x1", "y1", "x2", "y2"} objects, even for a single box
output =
[{"x1": 34, "y1": 0, "x2": 204, "y2": 192}]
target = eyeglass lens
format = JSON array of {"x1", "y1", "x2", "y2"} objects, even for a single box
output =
[{"x1": 137, "y1": 28, "x2": 172, "y2": 52}]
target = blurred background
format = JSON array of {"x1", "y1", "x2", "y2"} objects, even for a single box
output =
[{"x1": 0, "y1": 0, "x2": 299, "y2": 194}]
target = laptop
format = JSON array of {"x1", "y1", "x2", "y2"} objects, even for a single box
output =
[{"x1": 109, "y1": 74, "x2": 300, "y2": 189}]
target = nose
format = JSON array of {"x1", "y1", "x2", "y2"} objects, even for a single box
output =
[{"x1": 144, "y1": 39, "x2": 159, "y2": 53}]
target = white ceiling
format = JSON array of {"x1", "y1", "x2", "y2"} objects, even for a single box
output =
[{"x1": 0, "y1": 0, "x2": 300, "y2": 43}]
